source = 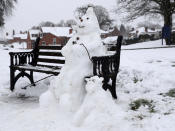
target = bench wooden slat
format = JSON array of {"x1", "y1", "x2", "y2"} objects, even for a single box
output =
[
  {"x1": 37, "y1": 64, "x2": 62, "y2": 69},
  {"x1": 38, "y1": 58, "x2": 65, "y2": 64},
  {"x1": 39, "y1": 52, "x2": 63, "y2": 57},
  {"x1": 38, "y1": 46, "x2": 63, "y2": 50},
  {"x1": 14, "y1": 66, "x2": 60, "y2": 75}
]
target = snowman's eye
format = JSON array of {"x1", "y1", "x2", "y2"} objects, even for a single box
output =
[
  {"x1": 76, "y1": 37, "x2": 80, "y2": 40},
  {"x1": 87, "y1": 17, "x2": 89, "y2": 20}
]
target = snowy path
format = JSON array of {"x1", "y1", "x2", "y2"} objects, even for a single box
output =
[{"x1": 0, "y1": 40, "x2": 175, "y2": 131}]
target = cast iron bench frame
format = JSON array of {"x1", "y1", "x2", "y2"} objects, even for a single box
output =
[
  {"x1": 9, "y1": 37, "x2": 65, "y2": 91},
  {"x1": 9, "y1": 36, "x2": 122, "y2": 99}
]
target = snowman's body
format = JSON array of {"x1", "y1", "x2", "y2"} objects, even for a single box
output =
[{"x1": 40, "y1": 7, "x2": 106, "y2": 111}]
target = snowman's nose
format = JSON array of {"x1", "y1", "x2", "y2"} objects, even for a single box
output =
[{"x1": 79, "y1": 17, "x2": 83, "y2": 22}]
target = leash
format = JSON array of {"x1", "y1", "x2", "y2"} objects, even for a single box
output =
[
  {"x1": 80, "y1": 43, "x2": 93, "y2": 62},
  {"x1": 21, "y1": 74, "x2": 55, "y2": 89}
]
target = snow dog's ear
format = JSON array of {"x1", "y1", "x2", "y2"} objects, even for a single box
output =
[{"x1": 86, "y1": 7, "x2": 94, "y2": 16}]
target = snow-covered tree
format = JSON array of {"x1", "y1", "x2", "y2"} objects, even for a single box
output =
[
  {"x1": 65, "y1": 19, "x2": 77, "y2": 27},
  {"x1": 116, "y1": 0, "x2": 175, "y2": 44},
  {"x1": 75, "y1": 4, "x2": 113, "y2": 30},
  {"x1": 39, "y1": 21, "x2": 55, "y2": 27},
  {"x1": 0, "y1": 0, "x2": 17, "y2": 27},
  {"x1": 137, "y1": 21, "x2": 162, "y2": 29}
]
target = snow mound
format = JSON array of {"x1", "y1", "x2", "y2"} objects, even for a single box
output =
[{"x1": 73, "y1": 76, "x2": 128, "y2": 130}]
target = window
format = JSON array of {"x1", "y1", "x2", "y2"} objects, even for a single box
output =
[
  {"x1": 32, "y1": 42, "x2": 35, "y2": 49},
  {"x1": 42, "y1": 41, "x2": 46, "y2": 46},
  {"x1": 32, "y1": 34, "x2": 38, "y2": 37},
  {"x1": 53, "y1": 38, "x2": 56, "y2": 45}
]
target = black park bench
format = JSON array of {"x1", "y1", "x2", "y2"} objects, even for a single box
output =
[
  {"x1": 9, "y1": 36, "x2": 123, "y2": 99},
  {"x1": 9, "y1": 37, "x2": 65, "y2": 91}
]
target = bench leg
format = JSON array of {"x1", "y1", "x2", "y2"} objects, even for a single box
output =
[
  {"x1": 111, "y1": 77, "x2": 117, "y2": 99},
  {"x1": 102, "y1": 76, "x2": 117, "y2": 99},
  {"x1": 30, "y1": 71, "x2": 35, "y2": 86},
  {"x1": 10, "y1": 68, "x2": 15, "y2": 91},
  {"x1": 11, "y1": 71, "x2": 35, "y2": 91}
]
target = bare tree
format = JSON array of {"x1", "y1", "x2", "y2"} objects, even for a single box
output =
[
  {"x1": 65, "y1": 19, "x2": 77, "y2": 27},
  {"x1": 137, "y1": 21, "x2": 162, "y2": 29},
  {"x1": 75, "y1": 4, "x2": 113, "y2": 31},
  {"x1": 0, "y1": 0, "x2": 17, "y2": 27},
  {"x1": 56, "y1": 20, "x2": 65, "y2": 27},
  {"x1": 39, "y1": 21, "x2": 55, "y2": 27}
]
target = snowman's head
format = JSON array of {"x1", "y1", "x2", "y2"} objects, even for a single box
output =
[{"x1": 76, "y1": 7, "x2": 100, "y2": 35}]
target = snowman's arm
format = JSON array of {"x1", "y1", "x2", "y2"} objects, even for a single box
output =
[
  {"x1": 71, "y1": 44, "x2": 88, "y2": 55},
  {"x1": 61, "y1": 38, "x2": 74, "y2": 56}
]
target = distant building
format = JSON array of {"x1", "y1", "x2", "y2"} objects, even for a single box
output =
[
  {"x1": 101, "y1": 27, "x2": 120, "y2": 39},
  {"x1": 129, "y1": 27, "x2": 160, "y2": 39},
  {"x1": 26, "y1": 27, "x2": 73, "y2": 49},
  {"x1": 39, "y1": 27, "x2": 72, "y2": 47},
  {"x1": 26, "y1": 29, "x2": 41, "y2": 49}
]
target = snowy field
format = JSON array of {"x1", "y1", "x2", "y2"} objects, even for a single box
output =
[{"x1": 0, "y1": 40, "x2": 175, "y2": 131}]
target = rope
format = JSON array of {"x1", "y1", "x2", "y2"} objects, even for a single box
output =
[
  {"x1": 21, "y1": 74, "x2": 55, "y2": 89},
  {"x1": 80, "y1": 43, "x2": 93, "y2": 62}
]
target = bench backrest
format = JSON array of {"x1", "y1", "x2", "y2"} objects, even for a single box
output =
[{"x1": 31, "y1": 37, "x2": 65, "y2": 69}]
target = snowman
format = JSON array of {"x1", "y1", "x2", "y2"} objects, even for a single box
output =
[{"x1": 40, "y1": 7, "x2": 106, "y2": 111}]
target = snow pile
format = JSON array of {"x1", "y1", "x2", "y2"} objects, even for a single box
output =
[
  {"x1": 73, "y1": 76, "x2": 128, "y2": 131},
  {"x1": 1, "y1": 39, "x2": 175, "y2": 131},
  {"x1": 40, "y1": 7, "x2": 106, "y2": 111}
]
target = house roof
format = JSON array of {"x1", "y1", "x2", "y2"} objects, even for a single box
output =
[
  {"x1": 6, "y1": 35, "x2": 13, "y2": 40},
  {"x1": 131, "y1": 27, "x2": 159, "y2": 35},
  {"x1": 28, "y1": 29, "x2": 41, "y2": 40},
  {"x1": 41, "y1": 27, "x2": 72, "y2": 37},
  {"x1": 13, "y1": 34, "x2": 27, "y2": 39}
]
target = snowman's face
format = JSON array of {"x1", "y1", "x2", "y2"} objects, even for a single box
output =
[{"x1": 77, "y1": 7, "x2": 100, "y2": 35}]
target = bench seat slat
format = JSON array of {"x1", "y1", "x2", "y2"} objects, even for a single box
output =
[
  {"x1": 39, "y1": 52, "x2": 63, "y2": 57},
  {"x1": 14, "y1": 65, "x2": 61, "y2": 75},
  {"x1": 37, "y1": 58, "x2": 65, "y2": 64},
  {"x1": 38, "y1": 46, "x2": 62, "y2": 50},
  {"x1": 36, "y1": 64, "x2": 62, "y2": 69}
]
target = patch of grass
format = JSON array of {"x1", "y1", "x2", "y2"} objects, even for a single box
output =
[
  {"x1": 164, "y1": 112, "x2": 171, "y2": 115},
  {"x1": 165, "y1": 88, "x2": 175, "y2": 98},
  {"x1": 129, "y1": 99, "x2": 155, "y2": 113},
  {"x1": 133, "y1": 76, "x2": 143, "y2": 84}
]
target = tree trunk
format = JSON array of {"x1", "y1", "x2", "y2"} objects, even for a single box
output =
[{"x1": 163, "y1": 13, "x2": 172, "y2": 45}]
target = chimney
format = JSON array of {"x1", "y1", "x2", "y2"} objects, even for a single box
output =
[
  {"x1": 145, "y1": 27, "x2": 148, "y2": 32},
  {"x1": 13, "y1": 30, "x2": 15, "y2": 36},
  {"x1": 69, "y1": 28, "x2": 73, "y2": 34}
]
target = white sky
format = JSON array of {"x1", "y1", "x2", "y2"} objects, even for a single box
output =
[{"x1": 3, "y1": 0, "x2": 117, "y2": 34}]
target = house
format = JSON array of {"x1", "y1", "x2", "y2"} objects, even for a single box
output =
[
  {"x1": 39, "y1": 27, "x2": 72, "y2": 46},
  {"x1": 129, "y1": 27, "x2": 160, "y2": 39},
  {"x1": 101, "y1": 27, "x2": 120, "y2": 39},
  {"x1": 26, "y1": 27, "x2": 73, "y2": 49},
  {"x1": 26, "y1": 29, "x2": 41, "y2": 49},
  {"x1": 8, "y1": 34, "x2": 28, "y2": 44}
]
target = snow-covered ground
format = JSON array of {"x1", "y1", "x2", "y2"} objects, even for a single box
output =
[{"x1": 0, "y1": 40, "x2": 175, "y2": 131}]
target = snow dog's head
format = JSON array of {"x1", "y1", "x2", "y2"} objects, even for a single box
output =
[
  {"x1": 76, "y1": 7, "x2": 100, "y2": 35},
  {"x1": 85, "y1": 76, "x2": 103, "y2": 94}
]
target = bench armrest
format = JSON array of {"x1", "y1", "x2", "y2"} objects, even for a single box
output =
[
  {"x1": 9, "y1": 51, "x2": 34, "y2": 66},
  {"x1": 91, "y1": 55, "x2": 119, "y2": 77}
]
